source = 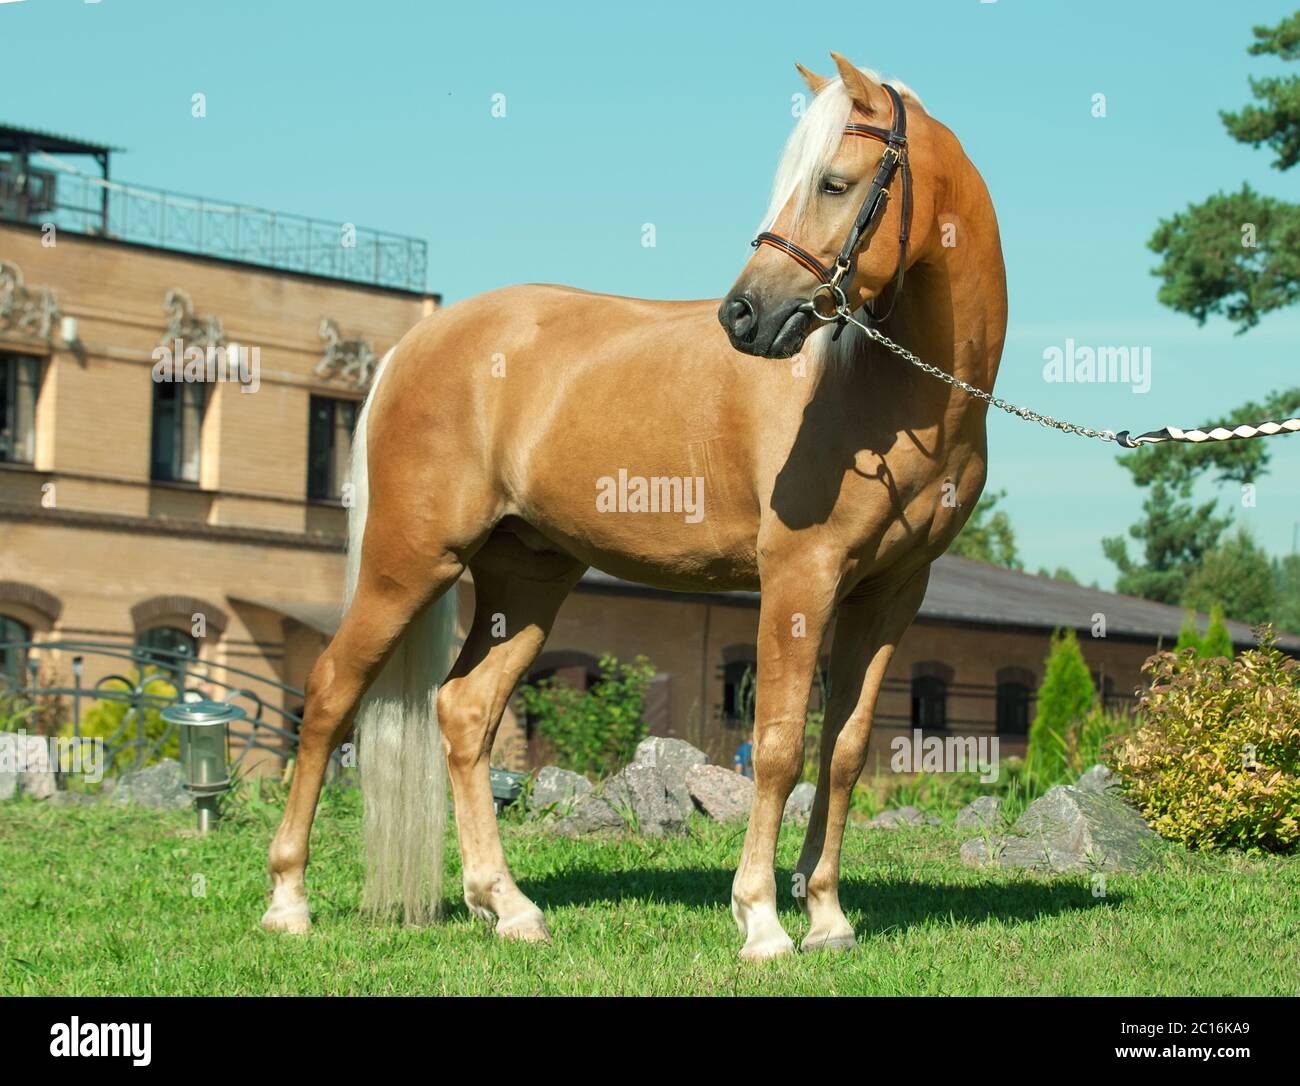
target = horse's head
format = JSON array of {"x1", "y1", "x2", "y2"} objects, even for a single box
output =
[{"x1": 720, "y1": 53, "x2": 935, "y2": 359}]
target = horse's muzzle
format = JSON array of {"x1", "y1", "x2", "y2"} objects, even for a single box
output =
[{"x1": 718, "y1": 292, "x2": 812, "y2": 359}]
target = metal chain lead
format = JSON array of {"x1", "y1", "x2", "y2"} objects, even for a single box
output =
[
  {"x1": 837, "y1": 309, "x2": 1119, "y2": 442},
  {"x1": 832, "y1": 305, "x2": 1300, "y2": 450}
]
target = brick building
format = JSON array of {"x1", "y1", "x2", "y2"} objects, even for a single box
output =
[{"x1": 0, "y1": 124, "x2": 434, "y2": 755}]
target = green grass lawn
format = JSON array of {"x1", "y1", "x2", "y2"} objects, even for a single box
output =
[{"x1": 1, "y1": 785, "x2": 1297, "y2": 996}]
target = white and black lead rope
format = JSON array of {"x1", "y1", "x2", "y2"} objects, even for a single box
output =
[{"x1": 833, "y1": 308, "x2": 1300, "y2": 449}]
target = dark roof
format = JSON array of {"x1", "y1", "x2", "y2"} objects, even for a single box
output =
[
  {"x1": 0, "y1": 123, "x2": 119, "y2": 157},
  {"x1": 576, "y1": 554, "x2": 1300, "y2": 653}
]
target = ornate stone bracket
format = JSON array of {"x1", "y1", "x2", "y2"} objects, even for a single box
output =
[
  {"x1": 0, "y1": 260, "x2": 60, "y2": 344},
  {"x1": 316, "y1": 318, "x2": 377, "y2": 388},
  {"x1": 160, "y1": 288, "x2": 224, "y2": 353}
]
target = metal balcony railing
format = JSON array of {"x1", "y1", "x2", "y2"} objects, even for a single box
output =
[{"x1": 0, "y1": 153, "x2": 427, "y2": 292}]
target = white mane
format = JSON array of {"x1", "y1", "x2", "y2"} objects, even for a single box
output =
[{"x1": 759, "y1": 69, "x2": 923, "y2": 235}]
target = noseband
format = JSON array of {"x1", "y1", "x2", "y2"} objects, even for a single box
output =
[{"x1": 752, "y1": 82, "x2": 911, "y2": 326}]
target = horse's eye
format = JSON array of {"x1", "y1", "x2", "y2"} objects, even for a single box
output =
[{"x1": 821, "y1": 176, "x2": 849, "y2": 195}]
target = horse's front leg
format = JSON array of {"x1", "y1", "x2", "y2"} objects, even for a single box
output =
[
  {"x1": 731, "y1": 559, "x2": 839, "y2": 961},
  {"x1": 796, "y1": 567, "x2": 930, "y2": 952}
]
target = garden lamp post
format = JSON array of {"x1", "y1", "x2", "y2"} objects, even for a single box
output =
[
  {"x1": 162, "y1": 700, "x2": 245, "y2": 833},
  {"x1": 489, "y1": 768, "x2": 527, "y2": 815}
]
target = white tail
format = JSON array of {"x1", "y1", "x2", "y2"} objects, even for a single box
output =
[{"x1": 347, "y1": 348, "x2": 459, "y2": 925}]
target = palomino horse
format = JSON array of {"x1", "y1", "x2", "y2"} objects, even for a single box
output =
[{"x1": 264, "y1": 53, "x2": 1006, "y2": 960}]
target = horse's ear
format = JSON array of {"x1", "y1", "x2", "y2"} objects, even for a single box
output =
[
  {"x1": 795, "y1": 62, "x2": 831, "y2": 95},
  {"x1": 829, "y1": 52, "x2": 885, "y2": 118}
]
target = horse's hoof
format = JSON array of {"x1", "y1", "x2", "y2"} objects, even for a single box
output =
[
  {"x1": 801, "y1": 929, "x2": 856, "y2": 953},
  {"x1": 261, "y1": 902, "x2": 312, "y2": 935},
  {"x1": 496, "y1": 911, "x2": 551, "y2": 944},
  {"x1": 738, "y1": 932, "x2": 796, "y2": 962}
]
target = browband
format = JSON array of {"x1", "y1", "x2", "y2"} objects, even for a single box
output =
[{"x1": 751, "y1": 82, "x2": 911, "y2": 325}]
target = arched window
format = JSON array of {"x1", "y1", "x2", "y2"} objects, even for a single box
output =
[
  {"x1": 0, "y1": 614, "x2": 31, "y2": 690},
  {"x1": 721, "y1": 660, "x2": 756, "y2": 728},
  {"x1": 718, "y1": 645, "x2": 757, "y2": 729},
  {"x1": 995, "y1": 666, "x2": 1035, "y2": 734},
  {"x1": 910, "y1": 661, "x2": 953, "y2": 730},
  {"x1": 526, "y1": 650, "x2": 601, "y2": 696},
  {"x1": 519, "y1": 651, "x2": 602, "y2": 764},
  {"x1": 135, "y1": 626, "x2": 198, "y2": 674},
  {"x1": 1090, "y1": 670, "x2": 1115, "y2": 708}
]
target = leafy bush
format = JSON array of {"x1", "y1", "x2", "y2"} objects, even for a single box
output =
[
  {"x1": 1113, "y1": 629, "x2": 1300, "y2": 852},
  {"x1": 70, "y1": 668, "x2": 181, "y2": 772},
  {"x1": 0, "y1": 690, "x2": 35, "y2": 733},
  {"x1": 1026, "y1": 629, "x2": 1095, "y2": 787},
  {"x1": 0, "y1": 672, "x2": 69, "y2": 737},
  {"x1": 1064, "y1": 705, "x2": 1133, "y2": 778},
  {"x1": 517, "y1": 654, "x2": 655, "y2": 779}
]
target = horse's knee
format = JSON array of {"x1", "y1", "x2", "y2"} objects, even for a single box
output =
[{"x1": 753, "y1": 719, "x2": 805, "y2": 793}]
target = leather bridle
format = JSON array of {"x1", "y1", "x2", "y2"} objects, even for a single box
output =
[{"x1": 751, "y1": 82, "x2": 911, "y2": 326}]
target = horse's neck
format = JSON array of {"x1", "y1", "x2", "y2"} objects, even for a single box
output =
[{"x1": 843, "y1": 231, "x2": 1006, "y2": 412}]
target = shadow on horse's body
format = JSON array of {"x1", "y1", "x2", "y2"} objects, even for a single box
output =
[{"x1": 264, "y1": 53, "x2": 1007, "y2": 961}]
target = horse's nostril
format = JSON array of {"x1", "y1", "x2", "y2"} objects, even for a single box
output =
[{"x1": 726, "y1": 296, "x2": 757, "y2": 341}]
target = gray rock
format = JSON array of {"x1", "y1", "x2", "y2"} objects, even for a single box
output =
[
  {"x1": 869, "y1": 805, "x2": 942, "y2": 829},
  {"x1": 784, "y1": 781, "x2": 816, "y2": 820},
  {"x1": 49, "y1": 790, "x2": 100, "y2": 808},
  {"x1": 956, "y1": 795, "x2": 1004, "y2": 830},
  {"x1": 631, "y1": 737, "x2": 708, "y2": 819},
  {"x1": 961, "y1": 784, "x2": 1157, "y2": 873},
  {"x1": 24, "y1": 778, "x2": 57, "y2": 800},
  {"x1": 0, "y1": 733, "x2": 57, "y2": 799},
  {"x1": 602, "y1": 764, "x2": 685, "y2": 837},
  {"x1": 1076, "y1": 763, "x2": 1122, "y2": 795},
  {"x1": 528, "y1": 766, "x2": 592, "y2": 815},
  {"x1": 549, "y1": 790, "x2": 625, "y2": 837},
  {"x1": 109, "y1": 759, "x2": 191, "y2": 811},
  {"x1": 0, "y1": 733, "x2": 19, "y2": 800},
  {"x1": 551, "y1": 764, "x2": 684, "y2": 838},
  {"x1": 959, "y1": 836, "x2": 1002, "y2": 866},
  {"x1": 686, "y1": 763, "x2": 754, "y2": 822}
]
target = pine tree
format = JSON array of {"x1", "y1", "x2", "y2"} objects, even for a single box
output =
[
  {"x1": 1183, "y1": 529, "x2": 1277, "y2": 625},
  {"x1": 1026, "y1": 629, "x2": 1095, "y2": 787},
  {"x1": 950, "y1": 490, "x2": 1022, "y2": 569},
  {"x1": 1276, "y1": 553, "x2": 1300, "y2": 635},
  {"x1": 1174, "y1": 611, "x2": 1202, "y2": 655},
  {"x1": 1201, "y1": 604, "x2": 1234, "y2": 660},
  {"x1": 1149, "y1": 13, "x2": 1300, "y2": 331}
]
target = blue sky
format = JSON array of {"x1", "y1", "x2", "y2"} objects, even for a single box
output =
[{"x1": 4, "y1": 0, "x2": 1298, "y2": 588}]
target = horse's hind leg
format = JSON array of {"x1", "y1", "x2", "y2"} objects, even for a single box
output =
[
  {"x1": 262, "y1": 551, "x2": 464, "y2": 933},
  {"x1": 438, "y1": 535, "x2": 585, "y2": 942}
]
